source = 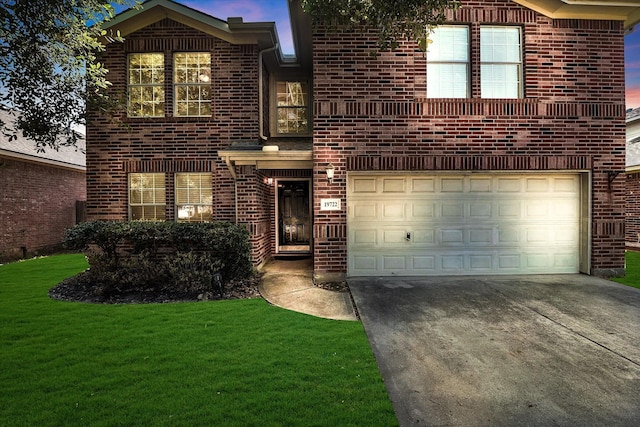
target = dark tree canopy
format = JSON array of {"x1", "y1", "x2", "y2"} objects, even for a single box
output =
[
  {"x1": 0, "y1": 0, "x2": 136, "y2": 151},
  {"x1": 301, "y1": 0, "x2": 460, "y2": 51}
]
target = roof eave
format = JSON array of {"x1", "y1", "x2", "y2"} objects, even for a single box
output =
[
  {"x1": 102, "y1": 0, "x2": 278, "y2": 49},
  {"x1": 0, "y1": 149, "x2": 86, "y2": 172},
  {"x1": 512, "y1": 0, "x2": 640, "y2": 29}
]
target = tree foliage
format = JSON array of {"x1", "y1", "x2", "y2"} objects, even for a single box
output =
[
  {"x1": 0, "y1": 0, "x2": 136, "y2": 151},
  {"x1": 301, "y1": 0, "x2": 459, "y2": 51}
]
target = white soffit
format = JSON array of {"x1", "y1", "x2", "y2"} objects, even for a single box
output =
[{"x1": 513, "y1": 0, "x2": 640, "y2": 28}]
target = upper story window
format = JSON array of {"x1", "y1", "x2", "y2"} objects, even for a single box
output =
[
  {"x1": 277, "y1": 81, "x2": 309, "y2": 135},
  {"x1": 427, "y1": 25, "x2": 469, "y2": 98},
  {"x1": 128, "y1": 53, "x2": 165, "y2": 117},
  {"x1": 129, "y1": 173, "x2": 166, "y2": 221},
  {"x1": 175, "y1": 173, "x2": 213, "y2": 222},
  {"x1": 480, "y1": 26, "x2": 522, "y2": 99},
  {"x1": 427, "y1": 25, "x2": 523, "y2": 99},
  {"x1": 174, "y1": 53, "x2": 212, "y2": 117}
]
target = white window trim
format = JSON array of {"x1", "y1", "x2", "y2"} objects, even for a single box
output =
[{"x1": 480, "y1": 26, "x2": 523, "y2": 99}]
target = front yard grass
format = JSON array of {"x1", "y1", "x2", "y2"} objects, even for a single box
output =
[
  {"x1": 611, "y1": 251, "x2": 640, "y2": 289},
  {"x1": 0, "y1": 254, "x2": 397, "y2": 426}
]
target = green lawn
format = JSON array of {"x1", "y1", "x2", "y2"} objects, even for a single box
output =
[
  {"x1": 611, "y1": 251, "x2": 640, "y2": 289},
  {"x1": 0, "y1": 254, "x2": 397, "y2": 426}
]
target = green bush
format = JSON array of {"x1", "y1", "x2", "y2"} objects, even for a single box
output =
[{"x1": 64, "y1": 221, "x2": 253, "y2": 296}]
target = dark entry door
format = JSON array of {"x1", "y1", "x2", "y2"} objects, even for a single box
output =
[{"x1": 278, "y1": 181, "x2": 311, "y2": 252}]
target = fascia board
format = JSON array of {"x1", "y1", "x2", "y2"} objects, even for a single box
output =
[
  {"x1": 513, "y1": 0, "x2": 640, "y2": 28},
  {"x1": 103, "y1": 0, "x2": 276, "y2": 47},
  {"x1": 0, "y1": 150, "x2": 86, "y2": 172}
]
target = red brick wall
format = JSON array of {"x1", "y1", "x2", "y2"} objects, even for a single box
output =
[
  {"x1": 88, "y1": 19, "x2": 260, "y2": 222},
  {"x1": 87, "y1": 19, "x2": 271, "y2": 263},
  {"x1": 312, "y1": 0, "x2": 626, "y2": 277},
  {"x1": 0, "y1": 157, "x2": 86, "y2": 261}
]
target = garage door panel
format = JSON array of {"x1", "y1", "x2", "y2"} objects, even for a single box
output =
[
  {"x1": 410, "y1": 178, "x2": 436, "y2": 193},
  {"x1": 383, "y1": 256, "x2": 406, "y2": 270},
  {"x1": 348, "y1": 174, "x2": 581, "y2": 276},
  {"x1": 353, "y1": 255, "x2": 377, "y2": 271},
  {"x1": 352, "y1": 177, "x2": 377, "y2": 193},
  {"x1": 469, "y1": 202, "x2": 493, "y2": 218},
  {"x1": 441, "y1": 203, "x2": 465, "y2": 218},
  {"x1": 411, "y1": 203, "x2": 435, "y2": 219},
  {"x1": 382, "y1": 178, "x2": 405, "y2": 193},
  {"x1": 352, "y1": 229, "x2": 377, "y2": 246},
  {"x1": 382, "y1": 202, "x2": 406, "y2": 220},
  {"x1": 498, "y1": 202, "x2": 521, "y2": 218},
  {"x1": 469, "y1": 177, "x2": 492, "y2": 192},
  {"x1": 353, "y1": 202, "x2": 378, "y2": 220},
  {"x1": 469, "y1": 229, "x2": 493, "y2": 244},
  {"x1": 412, "y1": 256, "x2": 436, "y2": 271},
  {"x1": 554, "y1": 177, "x2": 579, "y2": 192},
  {"x1": 383, "y1": 230, "x2": 407, "y2": 244},
  {"x1": 496, "y1": 177, "x2": 521, "y2": 192},
  {"x1": 440, "y1": 177, "x2": 465, "y2": 192}
]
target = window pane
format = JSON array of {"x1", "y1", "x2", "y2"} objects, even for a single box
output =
[
  {"x1": 128, "y1": 173, "x2": 165, "y2": 221},
  {"x1": 426, "y1": 26, "x2": 469, "y2": 98},
  {"x1": 175, "y1": 173, "x2": 213, "y2": 222},
  {"x1": 428, "y1": 26, "x2": 469, "y2": 62},
  {"x1": 481, "y1": 64, "x2": 521, "y2": 98},
  {"x1": 174, "y1": 53, "x2": 211, "y2": 117},
  {"x1": 128, "y1": 53, "x2": 164, "y2": 117},
  {"x1": 427, "y1": 63, "x2": 468, "y2": 98},
  {"x1": 480, "y1": 26, "x2": 522, "y2": 99},
  {"x1": 276, "y1": 81, "x2": 309, "y2": 134},
  {"x1": 130, "y1": 189, "x2": 142, "y2": 204}
]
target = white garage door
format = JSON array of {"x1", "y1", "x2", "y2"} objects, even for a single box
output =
[{"x1": 348, "y1": 173, "x2": 581, "y2": 276}]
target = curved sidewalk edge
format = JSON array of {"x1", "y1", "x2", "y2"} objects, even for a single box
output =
[{"x1": 259, "y1": 270, "x2": 358, "y2": 321}]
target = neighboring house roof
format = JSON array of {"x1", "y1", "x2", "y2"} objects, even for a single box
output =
[
  {"x1": 513, "y1": 0, "x2": 640, "y2": 29},
  {"x1": 626, "y1": 107, "x2": 640, "y2": 171},
  {"x1": 0, "y1": 107, "x2": 86, "y2": 171}
]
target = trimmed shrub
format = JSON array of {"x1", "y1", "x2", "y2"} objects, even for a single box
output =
[{"x1": 64, "y1": 221, "x2": 253, "y2": 296}]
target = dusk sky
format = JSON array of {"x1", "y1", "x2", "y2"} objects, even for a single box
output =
[{"x1": 120, "y1": 0, "x2": 640, "y2": 109}]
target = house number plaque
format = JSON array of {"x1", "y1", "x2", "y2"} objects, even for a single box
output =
[{"x1": 320, "y1": 198, "x2": 341, "y2": 211}]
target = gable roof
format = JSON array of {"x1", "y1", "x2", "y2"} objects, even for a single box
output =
[
  {"x1": 103, "y1": 0, "x2": 280, "y2": 52},
  {"x1": 0, "y1": 108, "x2": 85, "y2": 171},
  {"x1": 513, "y1": 0, "x2": 640, "y2": 29}
]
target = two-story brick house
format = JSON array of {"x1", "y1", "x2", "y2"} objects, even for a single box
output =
[{"x1": 90, "y1": 0, "x2": 640, "y2": 279}]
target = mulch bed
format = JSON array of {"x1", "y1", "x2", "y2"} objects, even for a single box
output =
[
  {"x1": 49, "y1": 272, "x2": 350, "y2": 304},
  {"x1": 49, "y1": 272, "x2": 262, "y2": 304}
]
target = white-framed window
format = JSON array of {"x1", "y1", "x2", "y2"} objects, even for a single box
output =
[
  {"x1": 276, "y1": 81, "x2": 309, "y2": 134},
  {"x1": 174, "y1": 53, "x2": 212, "y2": 117},
  {"x1": 427, "y1": 25, "x2": 470, "y2": 98},
  {"x1": 129, "y1": 173, "x2": 166, "y2": 221},
  {"x1": 175, "y1": 173, "x2": 213, "y2": 222},
  {"x1": 480, "y1": 26, "x2": 522, "y2": 99},
  {"x1": 128, "y1": 53, "x2": 165, "y2": 117}
]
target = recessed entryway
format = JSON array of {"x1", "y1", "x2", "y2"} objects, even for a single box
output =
[{"x1": 276, "y1": 179, "x2": 311, "y2": 254}]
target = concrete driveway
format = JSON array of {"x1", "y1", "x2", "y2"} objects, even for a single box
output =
[{"x1": 348, "y1": 275, "x2": 640, "y2": 426}]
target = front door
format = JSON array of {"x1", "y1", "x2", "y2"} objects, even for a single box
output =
[{"x1": 278, "y1": 180, "x2": 311, "y2": 253}]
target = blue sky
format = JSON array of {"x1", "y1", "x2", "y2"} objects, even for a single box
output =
[
  {"x1": 626, "y1": 29, "x2": 640, "y2": 109},
  {"x1": 117, "y1": 0, "x2": 640, "y2": 109}
]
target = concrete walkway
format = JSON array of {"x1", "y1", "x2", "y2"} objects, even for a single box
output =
[{"x1": 258, "y1": 257, "x2": 358, "y2": 321}]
